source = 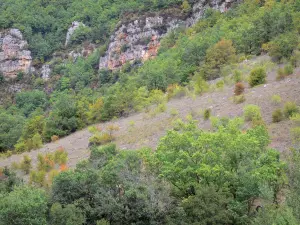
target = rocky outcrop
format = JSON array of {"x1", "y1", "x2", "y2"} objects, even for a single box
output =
[
  {"x1": 0, "y1": 29, "x2": 32, "y2": 79},
  {"x1": 99, "y1": 0, "x2": 239, "y2": 70},
  {"x1": 65, "y1": 21, "x2": 85, "y2": 46},
  {"x1": 68, "y1": 42, "x2": 96, "y2": 62},
  {"x1": 41, "y1": 64, "x2": 51, "y2": 81}
]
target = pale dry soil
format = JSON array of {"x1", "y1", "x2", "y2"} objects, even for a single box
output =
[{"x1": 1, "y1": 58, "x2": 300, "y2": 170}]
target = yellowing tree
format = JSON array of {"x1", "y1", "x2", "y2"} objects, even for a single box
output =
[
  {"x1": 203, "y1": 39, "x2": 237, "y2": 79},
  {"x1": 87, "y1": 98, "x2": 104, "y2": 123}
]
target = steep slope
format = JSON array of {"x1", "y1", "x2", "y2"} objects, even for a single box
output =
[{"x1": 1, "y1": 56, "x2": 299, "y2": 169}]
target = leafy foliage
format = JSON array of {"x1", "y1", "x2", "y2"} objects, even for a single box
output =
[
  {"x1": 249, "y1": 67, "x2": 266, "y2": 87},
  {"x1": 0, "y1": 186, "x2": 47, "y2": 225}
]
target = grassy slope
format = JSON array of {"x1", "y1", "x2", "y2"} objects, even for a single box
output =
[{"x1": 1, "y1": 55, "x2": 299, "y2": 171}]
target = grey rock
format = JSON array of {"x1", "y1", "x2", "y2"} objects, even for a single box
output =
[
  {"x1": 65, "y1": 21, "x2": 85, "y2": 46},
  {"x1": 41, "y1": 64, "x2": 51, "y2": 80},
  {"x1": 0, "y1": 29, "x2": 32, "y2": 79},
  {"x1": 99, "y1": 0, "x2": 240, "y2": 70}
]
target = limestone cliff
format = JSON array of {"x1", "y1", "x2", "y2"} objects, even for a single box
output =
[
  {"x1": 0, "y1": 29, "x2": 32, "y2": 79},
  {"x1": 99, "y1": 0, "x2": 239, "y2": 70}
]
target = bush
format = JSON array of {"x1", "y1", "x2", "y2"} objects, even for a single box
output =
[
  {"x1": 283, "y1": 64, "x2": 294, "y2": 75},
  {"x1": 167, "y1": 84, "x2": 185, "y2": 99},
  {"x1": 276, "y1": 68, "x2": 285, "y2": 81},
  {"x1": 203, "y1": 39, "x2": 237, "y2": 80},
  {"x1": 291, "y1": 126, "x2": 300, "y2": 143},
  {"x1": 37, "y1": 153, "x2": 55, "y2": 172},
  {"x1": 20, "y1": 155, "x2": 32, "y2": 174},
  {"x1": 244, "y1": 105, "x2": 262, "y2": 122},
  {"x1": 54, "y1": 147, "x2": 68, "y2": 165},
  {"x1": 283, "y1": 102, "x2": 299, "y2": 118},
  {"x1": 249, "y1": 67, "x2": 266, "y2": 87},
  {"x1": 272, "y1": 109, "x2": 283, "y2": 123},
  {"x1": 89, "y1": 132, "x2": 113, "y2": 146},
  {"x1": 170, "y1": 108, "x2": 179, "y2": 117},
  {"x1": 234, "y1": 82, "x2": 245, "y2": 95},
  {"x1": 32, "y1": 133, "x2": 43, "y2": 149},
  {"x1": 290, "y1": 50, "x2": 300, "y2": 67},
  {"x1": 271, "y1": 95, "x2": 281, "y2": 105},
  {"x1": 29, "y1": 170, "x2": 46, "y2": 187},
  {"x1": 193, "y1": 75, "x2": 209, "y2": 94},
  {"x1": 156, "y1": 103, "x2": 167, "y2": 113},
  {"x1": 268, "y1": 32, "x2": 298, "y2": 61},
  {"x1": 233, "y1": 70, "x2": 242, "y2": 83},
  {"x1": 0, "y1": 186, "x2": 47, "y2": 224},
  {"x1": 216, "y1": 80, "x2": 224, "y2": 89},
  {"x1": 233, "y1": 94, "x2": 246, "y2": 104},
  {"x1": 204, "y1": 109, "x2": 211, "y2": 120},
  {"x1": 51, "y1": 135, "x2": 59, "y2": 142},
  {"x1": 290, "y1": 113, "x2": 300, "y2": 126}
]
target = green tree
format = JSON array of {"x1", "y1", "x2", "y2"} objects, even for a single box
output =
[
  {"x1": 50, "y1": 202, "x2": 85, "y2": 225},
  {"x1": 16, "y1": 90, "x2": 47, "y2": 117},
  {"x1": 0, "y1": 186, "x2": 47, "y2": 225},
  {"x1": 0, "y1": 111, "x2": 24, "y2": 151}
]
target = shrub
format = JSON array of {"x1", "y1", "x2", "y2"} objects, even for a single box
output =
[
  {"x1": 283, "y1": 102, "x2": 299, "y2": 118},
  {"x1": 156, "y1": 103, "x2": 167, "y2": 113},
  {"x1": 244, "y1": 105, "x2": 262, "y2": 122},
  {"x1": 32, "y1": 133, "x2": 43, "y2": 149},
  {"x1": 89, "y1": 132, "x2": 113, "y2": 146},
  {"x1": 290, "y1": 113, "x2": 300, "y2": 126},
  {"x1": 37, "y1": 153, "x2": 55, "y2": 172},
  {"x1": 233, "y1": 70, "x2": 242, "y2": 83},
  {"x1": 271, "y1": 95, "x2": 281, "y2": 105},
  {"x1": 234, "y1": 82, "x2": 245, "y2": 95},
  {"x1": 193, "y1": 74, "x2": 209, "y2": 95},
  {"x1": 283, "y1": 64, "x2": 294, "y2": 75},
  {"x1": 47, "y1": 169, "x2": 59, "y2": 185},
  {"x1": 272, "y1": 109, "x2": 283, "y2": 123},
  {"x1": 268, "y1": 32, "x2": 298, "y2": 61},
  {"x1": 204, "y1": 109, "x2": 211, "y2": 120},
  {"x1": 106, "y1": 124, "x2": 120, "y2": 137},
  {"x1": 29, "y1": 170, "x2": 46, "y2": 187},
  {"x1": 172, "y1": 118, "x2": 185, "y2": 131},
  {"x1": 51, "y1": 135, "x2": 59, "y2": 142},
  {"x1": 20, "y1": 155, "x2": 32, "y2": 174},
  {"x1": 216, "y1": 80, "x2": 224, "y2": 89},
  {"x1": 276, "y1": 68, "x2": 285, "y2": 81},
  {"x1": 166, "y1": 84, "x2": 185, "y2": 99},
  {"x1": 290, "y1": 50, "x2": 300, "y2": 67},
  {"x1": 203, "y1": 39, "x2": 237, "y2": 80},
  {"x1": 233, "y1": 94, "x2": 246, "y2": 104},
  {"x1": 59, "y1": 164, "x2": 68, "y2": 172},
  {"x1": 54, "y1": 147, "x2": 68, "y2": 165},
  {"x1": 291, "y1": 127, "x2": 300, "y2": 143},
  {"x1": 249, "y1": 67, "x2": 266, "y2": 87},
  {"x1": 170, "y1": 108, "x2": 179, "y2": 117}
]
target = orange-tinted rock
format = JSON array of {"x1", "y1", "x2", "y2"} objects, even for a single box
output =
[{"x1": 0, "y1": 29, "x2": 32, "y2": 79}]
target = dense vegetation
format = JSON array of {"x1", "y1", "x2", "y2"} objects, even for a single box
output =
[
  {"x1": 0, "y1": 0, "x2": 299, "y2": 154},
  {"x1": 2, "y1": 117, "x2": 300, "y2": 224},
  {"x1": 0, "y1": 0, "x2": 183, "y2": 61},
  {"x1": 1, "y1": 0, "x2": 300, "y2": 224}
]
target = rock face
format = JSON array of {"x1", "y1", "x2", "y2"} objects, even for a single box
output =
[
  {"x1": 65, "y1": 21, "x2": 85, "y2": 46},
  {"x1": 0, "y1": 29, "x2": 32, "y2": 79},
  {"x1": 99, "y1": 0, "x2": 239, "y2": 70},
  {"x1": 41, "y1": 64, "x2": 51, "y2": 81}
]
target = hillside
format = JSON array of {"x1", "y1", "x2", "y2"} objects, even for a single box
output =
[
  {"x1": 1, "y1": 56, "x2": 300, "y2": 170},
  {"x1": 1, "y1": 0, "x2": 300, "y2": 224}
]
